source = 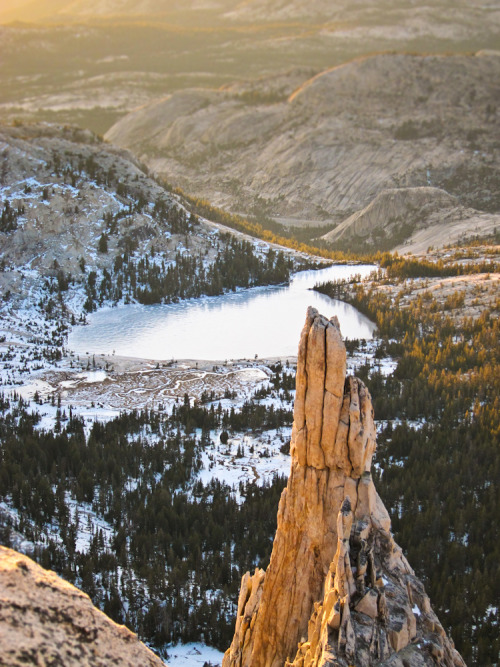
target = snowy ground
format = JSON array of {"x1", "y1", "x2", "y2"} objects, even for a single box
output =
[
  {"x1": 165, "y1": 642, "x2": 224, "y2": 667},
  {"x1": 0, "y1": 256, "x2": 398, "y2": 665},
  {"x1": 346, "y1": 339, "x2": 398, "y2": 377},
  {"x1": 0, "y1": 315, "x2": 397, "y2": 498},
  {"x1": 199, "y1": 425, "x2": 292, "y2": 494}
]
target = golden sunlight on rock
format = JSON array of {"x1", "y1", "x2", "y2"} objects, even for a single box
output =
[{"x1": 223, "y1": 308, "x2": 466, "y2": 667}]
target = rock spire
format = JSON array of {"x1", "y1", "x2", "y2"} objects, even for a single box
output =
[{"x1": 223, "y1": 307, "x2": 465, "y2": 667}]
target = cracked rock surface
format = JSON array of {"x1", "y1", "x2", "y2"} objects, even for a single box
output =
[
  {"x1": 0, "y1": 545, "x2": 164, "y2": 667},
  {"x1": 223, "y1": 308, "x2": 465, "y2": 667}
]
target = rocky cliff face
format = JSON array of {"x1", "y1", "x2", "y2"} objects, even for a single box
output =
[
  {"x1": 105, "y1": 52, "x2": 500, "y2": 250},
  {"x1": 0, "y1": 545, "x2": 164, "y2": 667},
  {"x1": 223, "y1": 308, "x2": 465, "y2": 667}
]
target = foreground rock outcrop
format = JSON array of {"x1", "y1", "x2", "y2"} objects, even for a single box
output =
[
  {"x1": 224, "y1": 308, "x2": 465, "y2": 667},
  {"x1": 0, "y1": 545, "x2": 164, "y2": 667}
]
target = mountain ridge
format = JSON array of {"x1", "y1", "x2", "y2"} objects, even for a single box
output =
[{"x1": 105, "y1": 51, "x2": 500, "y2": 251}]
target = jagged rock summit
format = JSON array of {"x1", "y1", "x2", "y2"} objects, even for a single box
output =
[
  {"x1": 224, "y1": 308, "x2": 465, "y2": 667},
  {"x1": 0, "y1": 545, "x2": 164, "y2": 667}
]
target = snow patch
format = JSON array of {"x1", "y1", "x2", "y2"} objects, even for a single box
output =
[
  {"x1": 76, "y1": 370, "x2": 108, "y2": 383},
  {"x1": 166, "y1": 642, "x2": 223, "y2": 666}
]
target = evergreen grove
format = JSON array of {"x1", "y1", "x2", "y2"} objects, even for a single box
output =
[{"x1": 315, "y1": 268, "x2": 499, "y2": 665}]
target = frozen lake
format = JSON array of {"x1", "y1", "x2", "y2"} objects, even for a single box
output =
[{"x1": 68, "y1": 264, "x2": 377, "y2": 360}]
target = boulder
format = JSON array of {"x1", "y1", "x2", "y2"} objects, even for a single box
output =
[{"x1": 0, "y1": 545, "x2": 164, "y2": 667}]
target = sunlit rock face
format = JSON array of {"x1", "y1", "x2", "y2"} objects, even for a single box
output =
[
  {"x1": 0, "y1": 545, "x2": 164, "y2": 667},
  {"x1": 223, "y1": 308, "x2": 465, "y2": 667}
]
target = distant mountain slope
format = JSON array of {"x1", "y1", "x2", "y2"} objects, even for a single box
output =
[
  {"x1": 224, "y1": 0, "x2": 495, "y2": 25},
  {"x1": 2, "y1": 0, "x2": 498, "y2": 138},
  {"x1": 106, "y1": 52, "x2": 500, "y2": 251},
  {"x1": 0, "y1": 0, "x2": 70, "y2": 23},
  {"x1": 0, "y1": 122, "x2": 215, "y2": 295},
  {"x1": 57, "y1": 0, "x2": 237, "y2": 18},
  {"x1": 0, "y1": 121, "x2": 306, "y2": 357},
  {"x1": 1, "y1": 0, "x2": 496, "y2": 29},
  {"x1": 0, "y1": 0, "x2": 237, "y2": 23},
  {"x1": 321, "y1": 187, "x2": 457, "y2": 246}
]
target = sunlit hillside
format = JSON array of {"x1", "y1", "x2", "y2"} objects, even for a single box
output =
[
  {"x1": 105, "y1": 52, "x2": 500, "y2": 250},
  {"x1": 1, "y1": 0, "x2": 498, "y2": 135},
  {"x1": 0, "y1": 0, "x2": 238, "y2": 24}
]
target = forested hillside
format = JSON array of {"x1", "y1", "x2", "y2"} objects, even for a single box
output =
[
  {"x1": 0, "y1": 242, "x2": 498, "y2": 663},
  {"x1": 1, "y1": 129, "x2": 498, "y2": 664},
  {"x1": 0, "y1": 123, "x2": 317, "y2": 360},
  {"x1": 0, "y1": 363, "x2": 295, "y2": 655},
  {"x1": 316, "y1": 244, "x2": 500, "y2": 664}
]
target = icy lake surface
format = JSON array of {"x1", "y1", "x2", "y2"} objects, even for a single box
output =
[{"x1": 68, "y1": 264, "x2": 377, "y2": 360}]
